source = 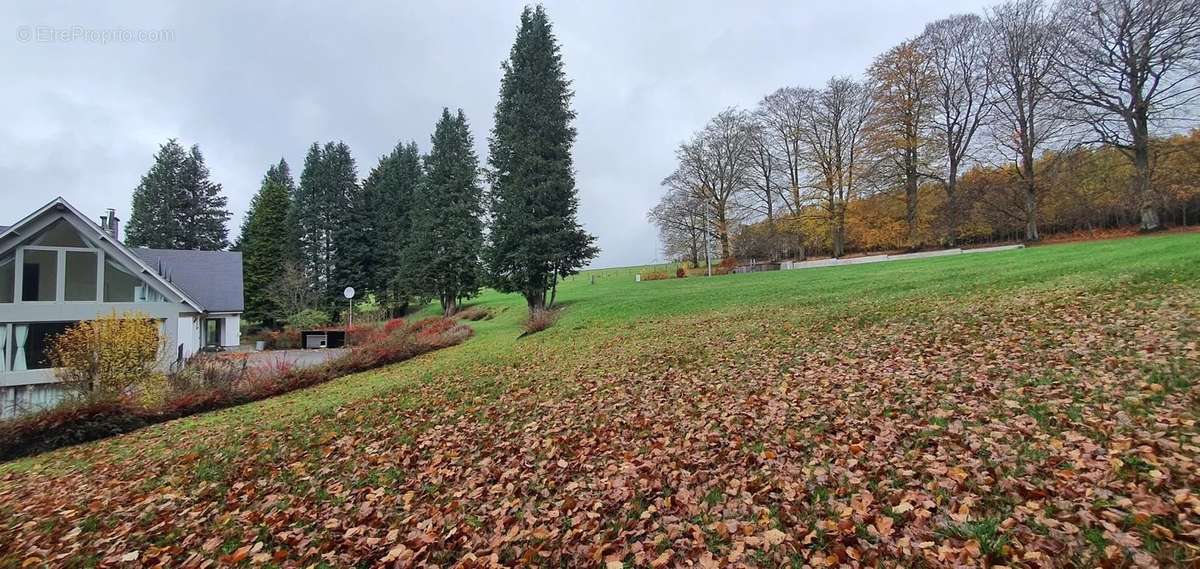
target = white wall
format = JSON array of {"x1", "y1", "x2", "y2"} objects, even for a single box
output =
[
  {"x1": 177, "y1": 315, "x2": 200, "y2": 361},
  {"x1": 221, "y1": 315, "x2": 240, "y2": 347}
]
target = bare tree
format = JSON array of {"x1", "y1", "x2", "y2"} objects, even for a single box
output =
[
  {"x1": 669, "y1": 108, "x2": 756, "y2": 258},
  {"x1": 987, "y1": 0, "x2": 1068, "y2": 242},
  {"x1": 265, "y1": 261, "x2": 317, "y2": 322},
  {"x1": 648, "y1": 181, "x2": 710, "y2": 266},
  {"x1": 756, "y1": 87, "x2": 809, "y2": 214},
  {"x1": 744, "y1": 118, "x2": 781, "y2": 224},
  {"x1": 868, "y1": 39, "x2": 937, "y2": 246},
  {"x1": 1053, "y1": 0, "x2": 1200, "y2": 231},
  {"x1": 795, "y1": 77, "x2": 878, "y2": 258},
  {"x1": 922, "y1": 13, "x2": 995, "y2": 244}
]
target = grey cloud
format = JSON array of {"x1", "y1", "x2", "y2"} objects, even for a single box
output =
[{"x1": 1, "y1": 0, "x2": 989, "y2": 267}]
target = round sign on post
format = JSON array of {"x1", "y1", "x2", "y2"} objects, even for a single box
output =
[{"x1": 343, "y1": 287, "x2": 356, "y2": 344}]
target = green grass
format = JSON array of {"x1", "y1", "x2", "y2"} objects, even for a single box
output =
[
  {"x1": 4, "y1": 231, "x2": 1199, "y2": 474},
  {"x1": 3, "y1": 231, "x2": 1199, "y2": 567}
]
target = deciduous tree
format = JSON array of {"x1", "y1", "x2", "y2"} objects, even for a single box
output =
[{"x1": 1053, "y1": 0, "x2": 1200, "y2": 231}]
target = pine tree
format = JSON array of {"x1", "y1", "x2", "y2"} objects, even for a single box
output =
[
  {"x1": 239, "y1": 159, "x2": 295, "y2": 324},
  {"x1": 126, "y1": 140, "x2": 187, "y2": 248},
  {"x1": 486, "y1": 5, "x2": 598, "y2": 311},
  {"x1": 406, "y1": 109, "x2": 484, "y2": 315},
  {"x1": 293, "y1": 143, "x2": 326, "y2": 294},
  {"x1": 362, "y1": 141, "x2": 423, "y2": 313},
  {"x1": 294, "y1": 141, "x2": 359, "y2": 306},
  {"x1": 176, "y1": 145, "x2": 231, "y2": 250},
  {"x1": 325, "y1": 142, "x2": 361, "y2": 306},
  {"x1": 125, "y1": 139, "x2": 230, "y2": 250}
]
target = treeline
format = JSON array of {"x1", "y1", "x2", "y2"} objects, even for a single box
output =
[
  {"x1": 129, "y1": 5, "x2": 596, "y2": 326},
  {"x1": 651, "y1": 0, "x2": 1200, "y2": 263}
]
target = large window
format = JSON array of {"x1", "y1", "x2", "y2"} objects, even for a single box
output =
[
  {"x1": 0, "y1": 255, "x2": 13, "y2": 303},
  {"x1": 64, "y1": 251, "x2": 98, "y2": 301},
  {"x1": 21, "y1": 249, "x2": 57, "y2": 302},
  {"x1": 7, "y1": 322, "x2": 75, "y2": 371}
]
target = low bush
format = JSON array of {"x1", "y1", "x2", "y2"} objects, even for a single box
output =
[
  {"x1": 0, "y1": 317, "x2": 473, "y2": 461},
  {"x1": 675, "y1": 266, "x2": 687, "y2": 278},
  {"x1": 287, "y1": 309, "x2": 332, "y2": 329},
  {"x1": 48, "y1": 311, "x2": 165, "y2": 401},
  {"x1": 639, "y1": 269, "x2": 671, "y2": 281},
  {"x1": 454, "y1": 306, "x2": 494, "y2": 321},
  {"x1": 522, "y1": 309, "x2": 559, "y2": 335}
]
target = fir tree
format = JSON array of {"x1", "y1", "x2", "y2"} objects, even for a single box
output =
[
  {"x1": 239, "y1": 159, "x2": 296, "y2": 324},
  {"x1": 486, "y1": 5, "x2": 598, "y2": 311},
  {"x1": 176, "y1": 145, "x2": 230, "y2": 250},
  {"x1": 125, "y1": 139, "x2": 230, "y2": 250},
  {"x1": 362, "y1": 141, "x2": 423, "y2": 313},
  {"x1": 406, "y1": 109, "x2": 484, "y2": 315},
  {"x1": 294, "y1": 141, "x2": 359, "y2": 305},
  {"x1": 126, "y1": 140, "x2": 187, "y2": 248}
]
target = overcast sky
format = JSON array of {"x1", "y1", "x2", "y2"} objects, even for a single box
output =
[{"x1": 2, "y1": 0, "x2": 991, "y2": 268}]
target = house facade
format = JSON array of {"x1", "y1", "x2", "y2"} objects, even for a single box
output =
[{"x1": 0, "y1": 197, "x2": 243, "y2": 418}]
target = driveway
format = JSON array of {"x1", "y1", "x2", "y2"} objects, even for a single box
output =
[{"x1": 231, "y1": 348, "x2": 348, "y2": 370}]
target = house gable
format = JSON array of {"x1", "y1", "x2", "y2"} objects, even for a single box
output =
[{"x1": 0, "y1": 197, "x2": 203, "y2": 311}]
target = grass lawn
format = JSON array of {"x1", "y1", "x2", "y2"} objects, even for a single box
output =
[{"x1": 1, "y1": 232, "x2": 1198, "y2": 567}]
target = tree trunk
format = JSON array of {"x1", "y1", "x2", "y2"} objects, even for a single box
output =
[
  {"x1": 715, "y1": 214, "x2": 731, "y2": 259},
  {"x1": 442, "y1": 293, "x2": 458, "y2": 316},
  {"x1": 525, "y1": 290, "x2": 545, "y2": 312},
  {"x1": 1133, "y1": 143, "x2": 1161, "y2": 232},
  {"x1": 1021, "y1": 152, "x2": 1039, "y2": 242},
  {"x1": 904, "y1": 148, "x2": 919, "y2": 248},
  {"x1": 945, "y1": 159, "x2": 961, "y2": 246},
  {"x1": 831, "y1": 203, "x2": 846, "y2": 258}
]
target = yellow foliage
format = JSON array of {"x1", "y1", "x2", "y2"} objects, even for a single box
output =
[{"x1": 49, "y1": 310, "x2": 165, "y2": 401}]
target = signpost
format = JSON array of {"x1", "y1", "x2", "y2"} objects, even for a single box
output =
[{"x1": 343, "y1": 287, "x2": 355, "y2": 345}]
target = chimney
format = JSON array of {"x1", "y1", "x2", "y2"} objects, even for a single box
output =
[{"x1": 99, "y1": 208, "x2": 119, "y2": 240}]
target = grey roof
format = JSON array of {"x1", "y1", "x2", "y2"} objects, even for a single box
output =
[
  {"x1": 132, "y1": 248, "x2": 244, "y2": 313},
  {"x1": 0, "y1": 225, "x2": 9, "y2": 234}
]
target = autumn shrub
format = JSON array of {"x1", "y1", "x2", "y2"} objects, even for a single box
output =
[
  {"x1": 522, "y1": 309, "x2": 559, "y2": 335},
  {"x1": 48, "y1": 311, "x2": 165, "y2": 401},
  {"x1": 639, "y1": 269, "x2": 671, "y2": 281},
  {"x1": 675, "y1": 266, "x2": 687, "y2": 278},
  {"x1": 0, "y1": 317, "x2": 473, "y2": 461},
  {"x1": 454, "y1": 306, "x2": 494, "y2": 321}
]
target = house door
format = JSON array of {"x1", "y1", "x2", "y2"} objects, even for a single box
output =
[{"x1": 203, "y1": 318, "x2": 222, "y2": 347}]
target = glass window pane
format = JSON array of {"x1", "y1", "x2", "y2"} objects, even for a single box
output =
[
  {"x1": 65, "y1": 251, "x2": 98, "y2": 301},
  {"x1": 21, "y1": 249, "x2": 58, "y2": 301},
  {"x1": 0, "y1": 257, "x2": 13, "y2": 303},
  {"x1": 103, "y1": 258, "x2": 137, "y2": 302}
]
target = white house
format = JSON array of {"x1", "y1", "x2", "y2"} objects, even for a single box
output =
[{"x1": 0, "y1": 197, "x2": 244, "y2": 417}]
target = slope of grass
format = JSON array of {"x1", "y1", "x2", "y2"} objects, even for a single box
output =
[{"x1": 1, "y1": 232, "x2": 1198, "y2": 567}]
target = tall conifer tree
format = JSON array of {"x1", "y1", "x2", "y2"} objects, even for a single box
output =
[
  {"x1": 294, "y1": 142, "x2": 359, "y2": 304},
  {"x1": 362, "y1": 141, "x2": 423, "y2": 312},
  {"x1": 239, "y1": 159, "x2": 295, "y2": 324},
  {"x1": 406, "y1": 109, "x2": 484, "y2": 315},
  {"x1": 486, "y1": 5, "x2": 597, "y2": 311},
  {"x1": 126, "y1": 140, "x2": 229, "y2": 250}
]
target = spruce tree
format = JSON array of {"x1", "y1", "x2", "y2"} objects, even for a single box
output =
[
  {"x1": 126, "y1": 140, "x2": 187, "y2": 248},
  {"x1": 239, "y1": 159, "x2": 295, "y2": 324},
  {"x1": 176, "y1": 145, "x2": 231, "y2": 250},
  {"x1": 293, "y1": 143, "x2": 326, "y2": 294},
  {"x1": 406, "y1": 109, "x2": 484, "y2": 315},
  {"x1": 325, "y1": 142, "x2": 362, "y2": 305},
  {"x1": 294, "y1": 141, "x2": 359, "y2": 305},
  {"x1": 486, "y1": 5, "x2": 597, "y2": 311},
  {"x1": 126, "y1": 139, "x2": 230, "y2": 250},
  {"x1": 362, "y1": 141, "x2": 423, "y2": 313}
]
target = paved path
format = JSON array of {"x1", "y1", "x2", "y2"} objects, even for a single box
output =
[{"x1": 232, "y1": 348, "x2": 348, "y2": 370}]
